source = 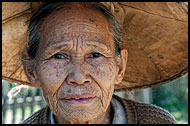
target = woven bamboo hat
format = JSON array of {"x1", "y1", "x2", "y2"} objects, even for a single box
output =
[{"x1": 2, "y1": 2, "x2": 188, "y2": 91}]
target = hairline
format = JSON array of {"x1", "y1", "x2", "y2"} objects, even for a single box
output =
[{"x1": 28, "y1": 2, "x2": 121, "y2": 62}]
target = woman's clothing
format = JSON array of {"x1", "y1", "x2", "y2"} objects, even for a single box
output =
[{"x1": 20, "y1": 95, "x2": 177, "y2": 124}]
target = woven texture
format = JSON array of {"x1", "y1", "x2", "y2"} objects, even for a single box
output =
[{"x1": 20, "y1": 95, "x2": 177, "y2": 124}]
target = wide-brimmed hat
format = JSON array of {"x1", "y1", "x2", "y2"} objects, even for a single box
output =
[{"x1": 2, "y1": 2, "x2": 188, "y2": 91}]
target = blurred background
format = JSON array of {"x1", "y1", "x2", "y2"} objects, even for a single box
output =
[{"x1": 2, "y1": 73, "x2": 188, "y2": 124}]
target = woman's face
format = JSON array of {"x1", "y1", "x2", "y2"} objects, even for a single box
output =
[{"x1": 34, "y1": 4, "x2": 119, "y2": 123}]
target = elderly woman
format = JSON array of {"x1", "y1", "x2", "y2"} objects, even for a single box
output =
[{"x1": 2, "y1": 2, "x2": 188, "y2": 124}]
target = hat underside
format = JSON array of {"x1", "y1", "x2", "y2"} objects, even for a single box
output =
[{"x1": 2, "y1": 2, "x2": 188, "y2": 91}]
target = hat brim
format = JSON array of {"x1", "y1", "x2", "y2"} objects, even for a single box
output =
[{"x1": 2, "y1": 2, "x2": 188, "y2": 91}]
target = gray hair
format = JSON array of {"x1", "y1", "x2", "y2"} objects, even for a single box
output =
[{"x1": 28, "y1": 2, "x2": 121, "y2": 59}]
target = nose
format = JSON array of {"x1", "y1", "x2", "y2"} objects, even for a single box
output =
[{"x1": 67, "y1": 64, "x2": 92, "y2": 85}]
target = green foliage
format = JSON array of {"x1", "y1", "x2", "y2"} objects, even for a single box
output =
[{"x1": 152, "y1": 74, "x2": 188, "y2": 123}]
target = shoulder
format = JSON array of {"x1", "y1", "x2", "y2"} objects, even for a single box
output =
[
  {"x1": 20, "y1": 106, "x2": 50, "y2": 124},
  {"x1": 113, "y1": 95, "x2": 178, "y2": 124}
]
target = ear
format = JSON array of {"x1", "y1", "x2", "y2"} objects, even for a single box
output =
[
  {"x1": 21, "y1": 50, "x2": 41, "y2": 88},
  {"x1": 115, "y1": 49, "x2": 128, "y2": 84}
]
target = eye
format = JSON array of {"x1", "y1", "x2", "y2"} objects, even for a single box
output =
[
  {"x1": 89, "y1": 52, "x2": 102, "y2": 58},
  {"x1": 53, "y1": 53, "x2": 66, "y2": 59}
]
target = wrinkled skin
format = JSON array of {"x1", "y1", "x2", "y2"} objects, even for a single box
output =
[{"x1": 22, "y1": 3, "x2": 128, "y2": 124}]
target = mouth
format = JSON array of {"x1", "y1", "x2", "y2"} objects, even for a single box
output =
[{"x1": 62, "y1": 94, "x2": 96, "y2": 104}]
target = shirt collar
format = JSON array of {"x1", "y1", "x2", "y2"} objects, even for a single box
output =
[
  {"x1": 50, "y1": 108, "x2": 55, "y2": 124},
  {"x1": 111, "y1": 96, "x2": 126, "y2": 124},
  {"x1": 50, "y1": 96, "x2": 126, "y2": 124}
]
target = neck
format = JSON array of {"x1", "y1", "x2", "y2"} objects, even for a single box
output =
[{"x1": 54, "y1": 104, "x2": 113, "y2": 124}]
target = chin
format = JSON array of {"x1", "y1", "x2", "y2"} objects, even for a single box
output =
[{"x1": 62, "y1": 110, "x2": 98, "y2": 123}]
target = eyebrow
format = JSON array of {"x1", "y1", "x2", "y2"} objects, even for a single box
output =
[
  {"x1": 44, "y1": 41, "x2": 111, "y2": 53},
  {"x1": 85, "y1": 41, "x2": 110, "y2": 50}
]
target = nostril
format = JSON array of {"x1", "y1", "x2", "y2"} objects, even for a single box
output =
[
  {"x1": 68, "y1": 80, "x2": 91, "y2": 85},
  {"x1": 68, "y1": 81, "x2": 74, "y2": 84},
  {"x1": 67, "y1": 72, "x2": 92, "y2": 85},
  {"x1": 84, "y1": 80, "x2": 90, "y2": 83}
]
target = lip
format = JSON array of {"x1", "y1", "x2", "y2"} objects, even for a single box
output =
[{"x1": 61, "y1": 93, "x2": 96, "y2": 104}]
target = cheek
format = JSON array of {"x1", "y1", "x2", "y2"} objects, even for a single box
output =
[
  {"x1": 38, "y1": 58, "x2": 117, "y2": 120},
  {"x1": 87, "y1": 58, "x2": 117, "y2": 88},
  {"x1": 87, "y1": 58, "x2": 116, "y2": 109},
  {"x1": 43, "y1": 91, "x2": 59, "y2": 114},
  {"x1": 36, "y1": 60, "x2": 71, "y2": 94}
]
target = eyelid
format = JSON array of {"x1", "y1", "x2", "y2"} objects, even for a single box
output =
[
  {"x1": 52, "y1": 52, "x2": 70, "y2": 59},
  {"x1": 93, "y1": 51, "x2": 111, "y2": 57},
  {"x1": 89, "y1": 52, "x2": 104, "y2": 58}
]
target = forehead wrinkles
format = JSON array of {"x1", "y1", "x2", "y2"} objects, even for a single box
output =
[
  {"x1": 41, "y1": 34, "x2": 111, "y2": 55},
  {"x1": 38, "y1": 3, "x2": 113, "y2": 38},
  {"x1": 39, "y1": 24, "x2": 113, "y2": 54},
  {"x1": 38, "y1": 4, "x2": 115, "y2": 54},
  {"x1": 40, "y1": 14, "x2": 112, "y2": 40}
]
